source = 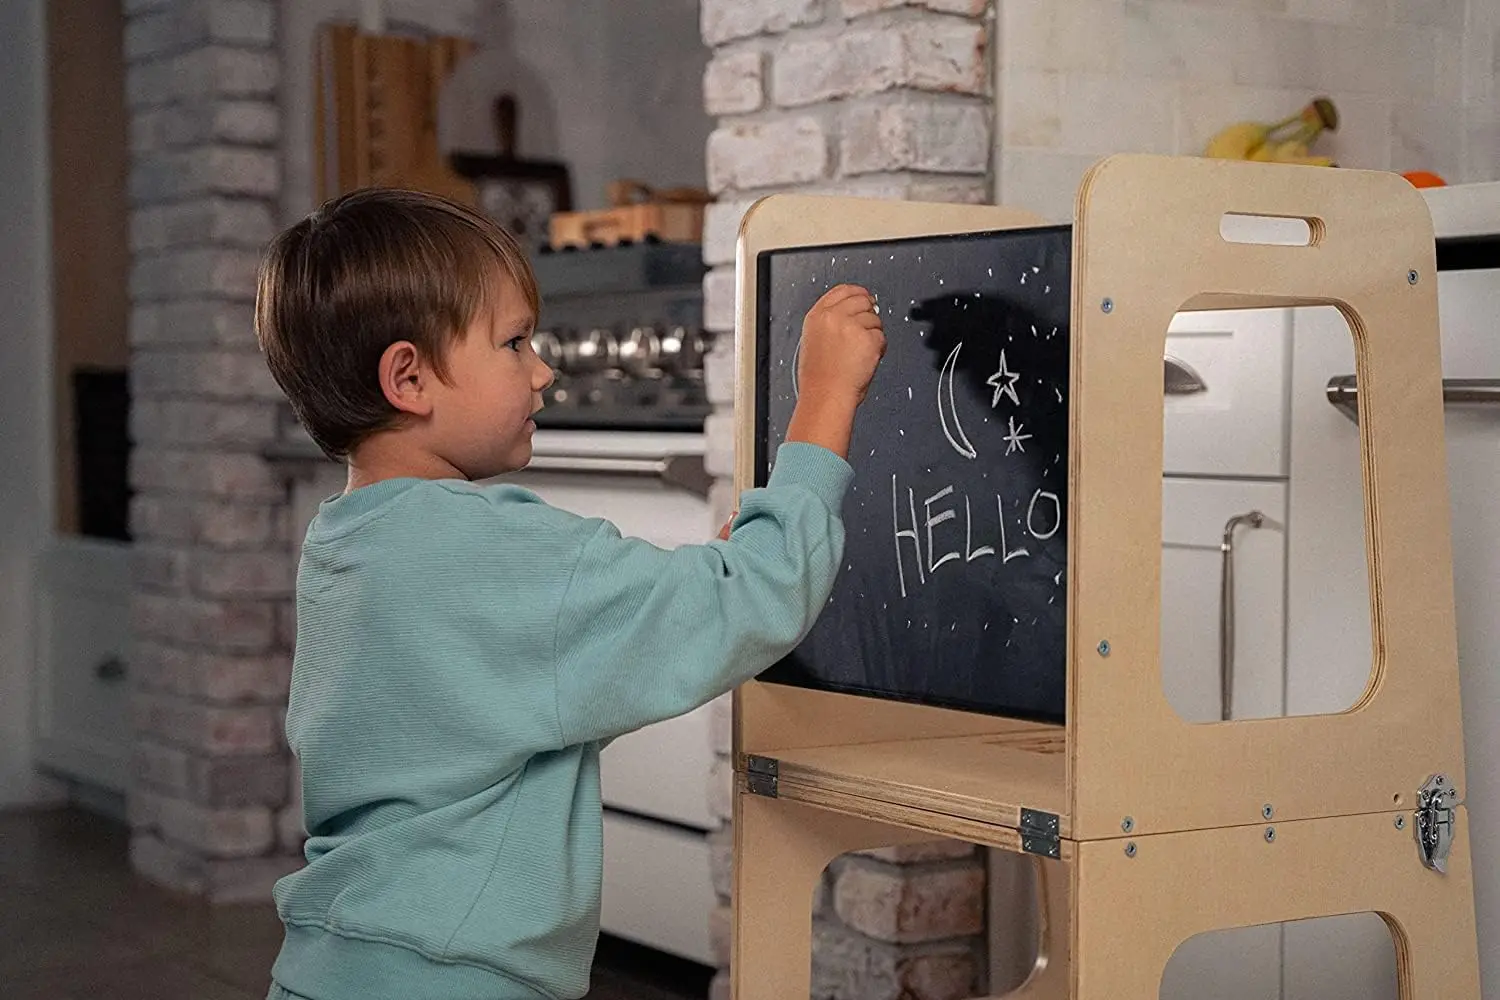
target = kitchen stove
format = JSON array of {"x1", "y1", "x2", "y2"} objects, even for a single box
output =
[{"x1": 530, "y1": 241, "x2": 710, "y2": 431}]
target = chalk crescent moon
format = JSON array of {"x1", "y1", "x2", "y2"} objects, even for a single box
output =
[
  {"x1": 791, "y1": 338, "x2": 802, "y2": 399},
  {"x1": 938, "y1": 343, "x2": 977, "y2": 459}
]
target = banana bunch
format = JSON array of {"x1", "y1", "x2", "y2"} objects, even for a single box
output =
[{"x1": 1204, "y1": 97, "x2": 1339, "y2": 166}]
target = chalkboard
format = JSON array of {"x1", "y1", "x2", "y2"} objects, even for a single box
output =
[{"x1": 754, "y1": 226, "x2": 1072, "y2": 723}]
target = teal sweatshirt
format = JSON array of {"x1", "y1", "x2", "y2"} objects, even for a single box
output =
[{"x1": 270, "y1": 441, "x2": 851, "y2": 1000}]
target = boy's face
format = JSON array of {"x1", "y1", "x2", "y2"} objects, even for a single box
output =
[{"x1": 428, "y1": 270, "x2": 552, "y2": 480}]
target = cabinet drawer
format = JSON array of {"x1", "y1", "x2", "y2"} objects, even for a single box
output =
[
  {"x1": 1164, "y1": 308, "x2": 1291, "y2": 479},
  {"x1": 34, "y1": 538, "x2": 132, "y2": 792},
  {"x1": 601, "y1": 810, "x2": 715, "y2": 965},
  {"x1": 601, "y1": 701, "x2": 714, "y2": 830}
]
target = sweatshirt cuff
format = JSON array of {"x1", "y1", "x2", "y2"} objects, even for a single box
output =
[{"x1": 766, "y1": 441, "x2": 853, "y2": 515}]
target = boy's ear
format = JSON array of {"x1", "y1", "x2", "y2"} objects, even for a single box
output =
[{"x1": 378, "y1": 341, "x2": 434, "y2": 417}]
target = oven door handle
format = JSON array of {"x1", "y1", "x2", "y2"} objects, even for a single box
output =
[{"x1": 524, "y1": 453, "x2": 713, "y2": 499}]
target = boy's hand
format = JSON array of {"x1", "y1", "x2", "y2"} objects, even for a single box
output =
[
  {"x1": 786, "y1": 284, "x2": 885, "y2": 459},
  {"x1": 798, "y1": 284, "x2": 885, "y2": 405}
]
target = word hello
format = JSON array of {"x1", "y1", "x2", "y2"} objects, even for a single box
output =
[{"x1": 891, "y1": 475, "x2": 1060, "y2": 598}]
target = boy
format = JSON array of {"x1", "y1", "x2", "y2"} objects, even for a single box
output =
[{"x1": 254, "y1": 187, "x2": 885, "y2": 1000}]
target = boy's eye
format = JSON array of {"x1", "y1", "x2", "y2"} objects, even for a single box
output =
[{"x1": 504, "y1": 335, "x2": 527, "y2": 352}]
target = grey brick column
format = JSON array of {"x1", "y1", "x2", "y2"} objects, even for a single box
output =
[
  {"x1": 698, "y1": 1, "x2": 995, "y2": 997},
  {"x1": 124, "y1": 0, "x2": 303, "y2": 900}
]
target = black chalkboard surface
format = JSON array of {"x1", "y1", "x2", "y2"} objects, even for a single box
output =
[{"x1": 754, "y1": 226, "x2": 1072, "y2": 723}]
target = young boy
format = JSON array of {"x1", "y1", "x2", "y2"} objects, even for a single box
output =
[{"x1": 254, "y1": 187, "x2": 884, "y2": 1000}]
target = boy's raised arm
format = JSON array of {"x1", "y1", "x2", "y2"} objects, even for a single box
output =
[{"x1": 550, "y1": 284, "x2": 885, "y2": 747}]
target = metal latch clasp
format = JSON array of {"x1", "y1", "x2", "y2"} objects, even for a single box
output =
[
  {"x1": 1020, "y1": 808, "x2": 1060, "y2": 859},
  {"x1": 1415, "y1": 774, "x2": 1462, "y2": 873}
]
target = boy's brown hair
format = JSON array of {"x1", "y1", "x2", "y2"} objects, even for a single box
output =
[{"x1": 255, "y1": 187, "x2": 540, "y2": 459}]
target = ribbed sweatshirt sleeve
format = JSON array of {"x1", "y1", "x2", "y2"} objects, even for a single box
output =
[{"x1": 551, "y1": 441, "x2": 852, "y2": 747}]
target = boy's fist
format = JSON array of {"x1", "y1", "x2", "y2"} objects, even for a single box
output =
[{"x1": 798, "y1": 284, "x2": 886, "y2": 406}]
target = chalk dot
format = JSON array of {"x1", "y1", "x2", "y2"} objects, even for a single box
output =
[
  {"x1": 1032, "y1": 266, "x2": 1040, "y2": 273},
  {"x1": 938, "y1": 278, "x2": 945, "y2": 285},
  {"x1": 988, "y1": 268, "x2": 993, "y2": 276},
  {"x1": 899, "y1": 429, "x2": 905, "y2": 436}
]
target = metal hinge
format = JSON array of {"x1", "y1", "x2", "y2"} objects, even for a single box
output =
[
  {"x1": 1020, "y1": 808, "x2": 1060, "y2": 859},
  {"x1": 1415, "y1": 774, "x2": 1462, "y2": 873},
  {"x1": 746, "y1": 755, "x2": 779, "y2": 798}
]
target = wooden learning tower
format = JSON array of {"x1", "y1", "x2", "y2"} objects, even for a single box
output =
[{"x1": 728, "y1": 154, "x2": 1482, "y2": 998}]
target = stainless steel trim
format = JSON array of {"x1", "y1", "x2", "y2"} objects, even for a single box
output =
[
  {"x1": 1326, "y1": 375, "x2": 1500, "y2": 423},
  {"x1": 522, "y1": 453, "x2": 712, "y2": 498},
  {"x1": 1220, "y1": 510, "x2": 1265, "y2": 722}
]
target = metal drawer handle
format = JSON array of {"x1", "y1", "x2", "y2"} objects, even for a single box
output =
[
  {"x1": 1219, "y1": 511, "x2": 1264, "y2": 721},
  {"x1": 95, "y1": 656, "x2": 127, "y2": 682},
  {"x1": 522, "y1": 453, "x2": 712, "y2": 499},
  {"x1": 1165, "y1": 356, "x2": 1207, "y2": 395},
  {"x1": 1326, "y1": 374, "x2": 1500, "y2": 423}
]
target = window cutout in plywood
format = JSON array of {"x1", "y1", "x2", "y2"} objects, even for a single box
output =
[
  {"x1": 1220, "y1": 212, "x2": 1319, "y2": 247},
  {"x1": 1161, "y1": 913, "x2": 1398, "y2": 1000},
  {"x1": 1160, "y1": 304, "x2": 1371, "y2": 723}
]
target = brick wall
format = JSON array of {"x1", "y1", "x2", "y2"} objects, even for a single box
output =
[
  {"x1": 697, "y1": 2, "x2": 994, "y2": 997},
  {"x1": 124, "y1": 0, "x2": 304, "y2": 900}
]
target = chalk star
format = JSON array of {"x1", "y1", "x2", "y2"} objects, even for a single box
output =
[
  {"x1": 1004, "y1": 416, "x2": 1032, "y2": 455},
  {"x1": 985, "y1": 350, "x2": 1022, "y2": 408}
]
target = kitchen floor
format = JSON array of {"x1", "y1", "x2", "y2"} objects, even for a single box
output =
[{"x1": 2, "y1": 807, "x2": 712, "y2": 1000}]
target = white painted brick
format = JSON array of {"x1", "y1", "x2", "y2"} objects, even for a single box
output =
[
  {"x1": 135, "y1": 742, "x2": 288, "y2": 806},
  {"x1": 131, "y1": 348, "x2": 280, "y2": 400},
  {"x1": 133, "y1": 592, "x2": 277, "y2": 652},
  {"x1": 905, "y1": 176, "x2": 989, "y2": 203},
  {"x1": 703, "y1": 266, "x2": 737, "y2": 334},
  {"x1": 133, "y1": 789, "x2": 275, "y2": 858},
  {"x1": 1053, "y1": 73, "x2": 1175, "y2": 156},
  {"x1": 126, "y1": 0, "x2": 271, "y2": 57},
  {"x1": 134, "y1": 546, "x2": 190, "y2": 593},
  {"x1": 708, "y1": 478, "x2": 738, "y2": 539},
  {"x1": 708, "y1": 117, "x2": 828, "y2": 193},
  {"x1": 130, "y1": 300, "x2": 259, "y2": 347},
  {"x1": 702, "y1": 0, "x2": 823, "y2": 45},
  {"x1": 709, "y1": 902, "x2": 732, "y2": 966},
  {"x1": 129, "y1": 494, "x2": 277, "y2": 547},
  {"x1": 131, "y1": 640, "x2": 291, "y2": 703},
  {"x1": 276, "y1": 600, "x2": 298, "y2": 649},
  {"x1": 709, "y1": 971, "x2": 731, "y2": 1000},
  {"x1": 704, "y1": 50, "x2": 765, "y2": 116},
  {"x1": 131, "y1": 102, "x2": 280, "y2": 153},
  {"x1": 832, "y1": 856, "x2": 985, "y2": 943},
  {"x1": 1116, "y1": 3, "x2": 1242, "y2": 84},
  {"x1": 206, "y1": 855, "x2": 303, "y2": 904},
  {"x1": 192, "y1": 550, "x2": 296, "y2": 598},
  {"x1": 774, "y1": 22, "x2": 986, "y2": 108},
  {"x1": 131, "y1": 147, "x2": 279, "y2": 202},
  {"x1": 131, "y1": 247, "x2": 263, "y2": 301},
  {"x1": 127, "y1": 47, "x2": 278, "y2": 107},
  {"x1": 1000, "y1": 68, "x2": 1062, "y2": 148},
  {"x1": 839, "y1": 98, "x2": 989, "y2": 176},
  {"x1": 213, "y1": 101, "x2": 280, "y2": 144},
  {"x1": 704, "y1": 335, "x2": 737, "y2": 406},
  {"x1": 703, "y1": 198, "x2": 756, "y2": 266},
  {"x1": 129, "y1": 449, "x2": 284, "y2": 501},
  {"x1": 843, "y1": 0, "x2": 986, "y2": 15},
  {"x1": 133, "y1": 691, "x2": 280, "y2": 753},
  {"x1": 704, "y1": 412, "x2": 737, "y2": 479},
  {"x1": 131, "y1": 197, "x2": 276, "y2": 251}
]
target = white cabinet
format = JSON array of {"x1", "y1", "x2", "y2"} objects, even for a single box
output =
[
  {"x1": 33, "y1": 537, "x2": 133, "y2": 794},
  {"x1": 1164, "y1": 306, "x2": 1292, "y2": 478}
]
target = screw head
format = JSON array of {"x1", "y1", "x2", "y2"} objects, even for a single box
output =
[
  {"x1": 1101, "y1": 297, "x2": 1114, "y2": 313},
  {"x1": 1408, "y1": 269, "x2": 1420, "y2": 285},
  {"x1": 1264, "y1": 826, "x2": 1276, "y2": 843},
  {"x1": 1262, "y1": 804, "x2": 1274, "y2": 820},
  {"x1": 1436, "y1": 776, "x2": 1445, "y2": 785},
  {"x1": 1395, "y1": 815, "x2": 1407, "y2": 830},
  {"x1": 1097, "y1": 640, "x2": 1111, "y2": 657},
  {"x1": 1125, "y1": 842, "x2": 1137, "y2": 858},
  {"x1": 1121, "y1": 817, "x2": 1135, "y2": 833}
]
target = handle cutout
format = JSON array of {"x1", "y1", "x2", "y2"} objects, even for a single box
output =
[{"x1": 1219, "y1": 213, "x2": 1320, "y2": 247}]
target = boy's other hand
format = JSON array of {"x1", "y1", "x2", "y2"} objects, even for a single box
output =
[
  {"x1": 785, "y1": 284, "x2": 885, "y2": 460},
  {"x1": 797, "y1": 284, "x2": 885, "y2": 407},
  {"x1": 717, "y1": 511, "x2": 737, "y2": 541}
]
